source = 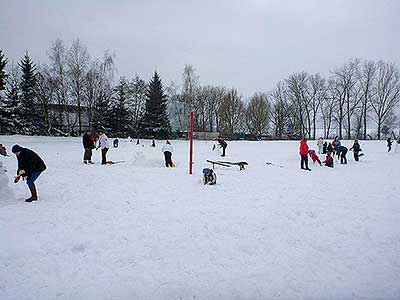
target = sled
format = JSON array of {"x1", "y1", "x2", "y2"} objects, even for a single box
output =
[
  {"x1": 266, "y1": 162, "x2": 284, "y2": 168},
  {"x1": 106, "y1": 160, "x2": 125, "y2": 165},
  {"x1": 207, "y1": 160, "x2": 248, "y2": 170}
]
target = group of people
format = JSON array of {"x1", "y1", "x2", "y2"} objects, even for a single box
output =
[
  {"x1": 300, "y1": 136, "x2": 363, "y2": 170},
  {"x1": 3, "y1": 131, "x2": 397, "y2": 202},
  {"x1": 82, "y1": 129, "x2": 110, "y2": 165}
]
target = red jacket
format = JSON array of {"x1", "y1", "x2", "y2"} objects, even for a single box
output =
[
  {"x1": 299, "y1": 140, "x2": 309, "y2": 155},
  {"x1": 309, "y1": 150, "x2": 319, "y2": 162}
]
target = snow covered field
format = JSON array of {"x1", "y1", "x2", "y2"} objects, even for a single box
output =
[{"x1": 0, "y1": 136, "x2": 399, "y2": 300}]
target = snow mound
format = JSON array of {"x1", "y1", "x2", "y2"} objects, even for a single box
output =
[{"x1": 0, "y1": 162, "x2": 15, "y2": 201}]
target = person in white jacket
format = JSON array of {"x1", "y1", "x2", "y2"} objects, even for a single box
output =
[
  {"x1": 317, "y1": 137, "x2": 324, "y2": 154},
  {"x1": 97, "y1": 130, "x2": 110, "y2": 165},
  {"x1": 161, "y1": 140, "x2": 174, "y2": 167}
]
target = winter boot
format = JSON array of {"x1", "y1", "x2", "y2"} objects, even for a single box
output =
[
  {"x1": 84, "y1": 160, "x2": 88, "y2": 164},
  {"x1": 25, "y1": 185, "x2": 38, "y2": 202}
]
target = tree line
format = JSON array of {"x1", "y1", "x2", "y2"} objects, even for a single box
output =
[{"x1": 1, "y1": 40, "x2": 400, "y2": 139}]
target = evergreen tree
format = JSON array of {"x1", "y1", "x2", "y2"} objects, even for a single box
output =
[
  {"x1": 1, "y1": 61, "x2": 24, "y2": 134},
  {"x1": 0, "y1": 50, "x2": 8, "y2": 133},
  {"x1": 92, "y1": 89, "x2": 112, "y2": 132},
  {"x1": 0, "y1": 50, "x2": 7, "y2": 92},
  {"x1": 19, "y1": 52, "x2": 43, "y2": 134},
  {"x1": 141, "y1": 71, "x2": 171, "y2": 138},
  {"x1": 109, "y1": 77, "x2": 132, "y2": 137}
]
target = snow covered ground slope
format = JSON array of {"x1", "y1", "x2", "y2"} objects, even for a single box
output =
[{"x1": 0, "y1": 136, "x2": 399, "y2": 300}]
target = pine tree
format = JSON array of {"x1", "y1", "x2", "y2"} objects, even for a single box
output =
[
  {"x1": 141, "y1": 71, "x2": 171, "y2": 138},
  {"x1": 109, "y1": 77, "x2": 132, "y2": 137},
  {"x1": 0, "y1": 50, "x2": 8, "y2": 133},
  {"x1": 19, "y1": 52, "x2": 43, "y2": 135},
  {"x1": 0, "y1": 50, "x2": 7, "y2": 92}
]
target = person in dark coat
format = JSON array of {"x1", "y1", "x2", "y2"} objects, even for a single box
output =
[
  {"x1": 12, "y1": 145, "x2": 46, "y2": 202},
  {"x1": 349, "y1": 139, "x2": 361, "y2": 161},
  {"x1": 327, "y1": 142, "x2": 333, "y2": 154},
  {"x1": 82, "y1": 130, "x2": 95, "y2": 164},
  {"x1": 0, "y1": 144, "x2": 7, "y2": 156},
  {"x1": 217, "y1": 137, "x2": 227, "y2": 157},
  {"x1": 387, "y1": 137, "x2": 392, "y2": 152},
  {"x1": 322, "y1": 141, "x2": 327, "y2": 154},
  {"x1": 338, "y1": 145, "x2": 348, "y2": 164}
]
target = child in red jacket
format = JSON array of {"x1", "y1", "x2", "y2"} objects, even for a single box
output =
[
  {"x1": 323, "y1": 152, "x2": 334, "y2": 168},
  {"x1": 308, "y1": 150, "x2": 322, "y2": 166}
]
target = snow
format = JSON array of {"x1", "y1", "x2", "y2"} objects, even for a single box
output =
[{"x1": 0, "y1": 136, "x2": 399, "y2": 300}]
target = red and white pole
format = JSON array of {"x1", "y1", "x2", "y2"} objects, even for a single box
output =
[{"x1": 189, "y1": 111, "x2": 194, "y2": 175}]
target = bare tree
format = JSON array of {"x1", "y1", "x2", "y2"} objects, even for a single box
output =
[
  {"x1": 48, "y1": 39, "x2": 71, "y2": 130},
  {"x1": 286, "y1": 72, "x2": 311, "y2": 138},
  {"x1": 358, "y1": 60, "x2": 377, "y2": 139},
  {"x1": 181, "y1": 65, "x2": 199, "y2": 131},
  {"x1": 129, "y1": 74, "x2": 146, "y2": 131},
  {"x1": 371, "y1": 61, "x2": 400, "y2": 139},
  {"x1": 218, "y1": 88, "x2": 245, "y2": 136},
  {"x1": 308, "y1": 73, "x2": 325, "y2": 139},
  {"x1": 245, "y1": 92, "x2": 270, "y2": 137},
  {"x1": 331, "y1": 59, "x2": 360, "y2": 139},
  {"x1": 67, "y1": 39, "x2": 90, "y2": 134},
  {"x1": 321, "y1": 79, "x2": 338, "y2": 138},
  {"x1": 36, "y1": 65, "x2": 56, "y2": 133},
  {"x1": 269, "y1": 82, "x2": 288, "y2": 139}
]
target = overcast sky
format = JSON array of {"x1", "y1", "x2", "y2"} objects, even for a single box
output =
[{"x1": 1, "y1": 0, "x2": 399, "y2": 96}]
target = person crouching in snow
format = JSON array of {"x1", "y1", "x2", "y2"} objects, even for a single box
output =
[
  {"x1": 299, "y1": 138, "x2": 311, "y2": 171},
  {"x1": 162, "y1": 140, "x2": 174, "y2": 167},
  {"x1": 97, "y1": 130, "x2": 110, "y2": 165},
  {"x1": 217, "y1": 137, "x2": 227, "y2": 157},
  {"x1": 308, "y1": 149, "x2": 322, "y2": 166},
  {"x1": 12, "y1": 145, "x2": 46, "y2": 202},
  {"x1": 323, "y1": 152, "x2": 334, "y2": 168},
  {"x1": 338, "y1": 145, "x2": 348, "y2": 164}
]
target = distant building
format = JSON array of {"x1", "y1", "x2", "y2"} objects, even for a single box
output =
[{"x1": 49, "y1": 104, "x2": 89, "y2": 135}]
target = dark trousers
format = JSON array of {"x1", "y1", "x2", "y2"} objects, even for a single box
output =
[
  {"x1": 101, "y1": 148, "x2": 109, "y2": 165},
  {"x1": 388, "y1": 145, "x2": 391, "y2": 152},
  {"x1": 84, "y1": 148, "x2": 92, "y2": 162},
  {"x1": 221, "y1": 146, "x2": 226, "y2": 157},
  {"x1": 164, "y1": 151, "x2": 173, "y2": 167},
  {"x1": 354, "y1": 151, "x2": 359, "y2": 161},
  {"x1": 300, "y1": 155, "x2": 309, "y2": 169},
  {"x1": 340, "y1": 150, "x2": 348, "y2": 164},
  {"x1": 26, "y1": 171, "x2": 42, "y2": 189}
]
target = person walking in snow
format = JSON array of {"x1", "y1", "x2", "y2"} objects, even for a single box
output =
[
  {"x1": 387, "y1": 137, "x2": 392, "y2": 152},
  {"x1": 217, "y1": 137, "x2": 227, "y2": 157},
  {"x1": 308, "y1": 149, "x2": 322, "y2": 166},
  {"x1": 323, "y1": 152, "x2": 334, "y2": 168},
  {"x1": 12, "y1": 145, "x2": 46, "y2": 202},
  {"x1": 162, "y1": 140, "x2": 174, "y2": 167},
  {"x1": 349, "y1": 139, "x2": 362, "y2": 161},
  {"x1": 82, "y1": 129, "x2": 95, "y2": 164},
  {"x1": 299, "y1": 138, "x2": 311, "y2": 171},
  {"x1": 317, "y1": 137, "x2": 324, "y2": 154},
  {"x1": 97, "y1": 130, "x2": 110, "y2": 165},
  {"x1": 338, "y1": 145, "x2": 348, "y2": 164}
]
